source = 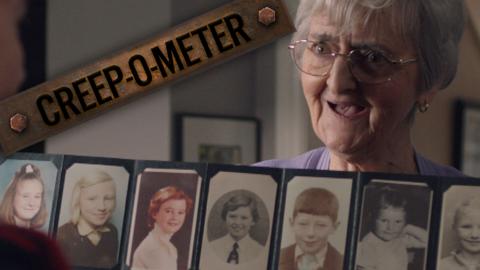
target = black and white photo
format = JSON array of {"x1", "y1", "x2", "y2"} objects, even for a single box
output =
[
  {"x1": 199, "y1": 171, "x2": 277, "y2": 270},
  {"x1": 355, "y1": 180, "x2": 432, "y2": 270},
  {"x1": 437, "y1": 185, "x2": 480, "y2": 270}
]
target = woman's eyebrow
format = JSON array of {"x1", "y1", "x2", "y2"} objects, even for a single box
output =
[
  {"x1": 308, "y1": 32, "x2": 339, "y2": 42},
  {"x1": 351, "y1": 42, "x2": 394, "y2": 55}
]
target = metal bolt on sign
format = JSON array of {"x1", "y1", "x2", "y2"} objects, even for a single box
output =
[
  {"x1": 9, "y1": 113, "x2": 28, "y2": 133},
  {"x1": 258, "y1": 7, "x2": 276, "y2": 26}
]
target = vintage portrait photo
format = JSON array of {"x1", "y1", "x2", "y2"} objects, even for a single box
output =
[
  {"x1": 279, "y1": 176, "x2": 353, "y2": 270},
  {"x1": 437, "y1": 185, "x2": 480, "y2": 270},
  {"x1": 199, "y1": 171, "x2": 277, "y2": 270},
  {"x1": 355, "y1": 180, "x2": 432, "y2": 270},
  {"x1": 55, "y1": 163, "x2": 130, "y2": 269},
  {"x1": 126, "y1": 169, "x2": 201, "y2": 270},
  {"x1": 0, "y1": 159, "x2": 59, "y2": 232}
]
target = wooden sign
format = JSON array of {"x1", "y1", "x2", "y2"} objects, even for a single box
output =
[{"x1": 0, "y1": 0, "x2": 294, "y2": 155}]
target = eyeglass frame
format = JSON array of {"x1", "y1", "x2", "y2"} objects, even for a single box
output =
[{"x1": 288, "y1": 39, "x2": 417, "y2": 84}]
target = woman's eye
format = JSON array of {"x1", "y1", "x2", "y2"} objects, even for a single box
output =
[
  {"x1": 363, "y1": 50, "x2": 386, "y2": 63},
  {"x1": 308, "y1": 42, "x2": 330, "y2": 55}
]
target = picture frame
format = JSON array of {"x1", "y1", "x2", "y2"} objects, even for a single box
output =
[
  {"x1": 354, "y1": 172, "x2": 435, "y2": 270},
  {"x1": 277, "y1": 169, "x2": 357, "y2": 270},
  {"x1": 174, "y1": 114, "x2": 261, "y2": 164},
  {"x1": 54, "y1": 155, "x2": 134, "y2": 270},
  {"x1": 453, "y1": 100, "x2": 480, "y2": 176},
  {"x1": 434, "y1": 176, "x2": 479, "y2": 270},
  {"x1": 197, "y1": 164, "x2": 282, "y2": 270}
]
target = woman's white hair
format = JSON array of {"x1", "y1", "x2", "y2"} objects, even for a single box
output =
[{"x1": 293, "y1": 0, "x2": 465, "y2": 91}]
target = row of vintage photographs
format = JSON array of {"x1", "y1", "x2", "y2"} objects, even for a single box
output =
[{"x1": 0, "y1": 152, "x2": 476, "y2": 270}]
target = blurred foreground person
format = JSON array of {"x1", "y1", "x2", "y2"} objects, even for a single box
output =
[
  {"x1": 0, "y1": 0, "x2": 26, "y2": 100},
  {"x1": 0, "y1": 224, "x2": 69, "y2": 270}
]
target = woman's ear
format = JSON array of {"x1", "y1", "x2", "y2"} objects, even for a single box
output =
[{"x1": 416, "y1": 87, "x2": 439, "y2": 112}]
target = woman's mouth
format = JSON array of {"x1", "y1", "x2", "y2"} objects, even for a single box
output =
[{"x1": 327, "y1": 101, "x2": 368, "y2": 119}]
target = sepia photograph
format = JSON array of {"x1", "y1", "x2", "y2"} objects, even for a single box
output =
[
  {"x1": 0, "y1": 159, "x2": 59, "y2": 232},
  {"x1": 355, "y1": 180, "x2": 432, "y2": 270},
  {"x1": 279, "y1": 176, "x2": 353, "y2": 270},
  {"x1": 207, "y1": 190, "x2": 268, "y2": 264},
  {"x1": 199, "y1": 171, "x2": 277, "y2": 270},
  {"x1": 55, "y1": 163, "x2": 130, "y2": 269},
  {"x1": 437, "y1": 185, "x2": 480, "y2": 270},
  {"x1": 126, "y1": 169, "x2": 201, "y2": 270}
]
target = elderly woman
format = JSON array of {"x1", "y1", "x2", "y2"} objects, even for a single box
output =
[
  {"x1": 56, "y1": 170, "x2": 118, "y2": 269},
  {"x1": 258, "y1": 0, "x2": 464, "y2": 176}
]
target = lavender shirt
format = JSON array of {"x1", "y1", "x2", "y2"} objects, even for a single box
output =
[{"x1": 256, "y1": 147, "x2": 464, "y2": 177}]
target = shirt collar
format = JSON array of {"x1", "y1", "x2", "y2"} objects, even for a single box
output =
[
  {"x1": 294, "y1": 243, "x2": 328, "y2": 267},
  {"x1": 226, "y1": 234, "x2": 254, "y2": 251},
  {"x1": 77, "y1": 218, "x2": 110, "y2": 237},
  {"x1": 451, "y1": 251, "x2": 480, "y2": 269}
]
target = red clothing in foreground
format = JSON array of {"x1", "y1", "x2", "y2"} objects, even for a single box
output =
[{"x1": 0, "y1": 224, "x2": 69, "y2": 270}]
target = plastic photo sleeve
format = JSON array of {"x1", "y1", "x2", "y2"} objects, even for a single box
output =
[
  {"x1": 0, "y1": 153, "x2": 61, "y2": 233},
  {"x1": 55, "y1": 161, "x2": 130, "y2": 269},
  {"x1": 125, "y1": 168, "x2": 201, "y2": 270},
  {"x1": 279, "y1": 174, "x2": 354, "y2": 270},
  {"x1": 436, "y1": 184, "x2": 480, "y2": 270},
  {"x1": 199, "y1": 170, "x2": 278, "y2": 270},
  {"x1": 355, "y1": 179, "x2": 433, "y2": 270}
]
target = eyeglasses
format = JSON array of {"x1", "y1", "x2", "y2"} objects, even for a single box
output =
[{"x1": 288, "y1": 40, "x2": 417, "y2": 84}]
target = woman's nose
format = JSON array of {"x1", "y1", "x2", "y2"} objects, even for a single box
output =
[{"x1": 325, "y1": 56, "x2": 356, "y2": 94}]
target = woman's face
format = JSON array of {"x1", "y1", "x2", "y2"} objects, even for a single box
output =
[
  {"x1": 455, "y1": 209, "x2": 480, "y2": 254},
  {"x1": 301, "y1": 12, "x2": 435, "y2": 160},
  {"x1": 374, "y1": 206, "x2": 406, "y2": 241},
  {"x1": 13, "y1": 179, "x2": 43, "y2": 222},
  {"x1": 79, "y1": 181, "x2": 115, "y2": 228},
  {"x1": 0, "y1": 0, "x2": 26, "y2": 100},
  {"x1": 153, "y1": 199, "x2": 187, "y2": 235},
  {"x1": 225, "y1": 206, "x2": 255, "y2": 241}
]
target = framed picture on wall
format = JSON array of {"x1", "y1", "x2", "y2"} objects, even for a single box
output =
[
  {"x1": 453, "y1": 100, "x2": 480, "y2": 176},
  {"x1": 174, "y1": 114, "x2": 261, "y2": 164}
]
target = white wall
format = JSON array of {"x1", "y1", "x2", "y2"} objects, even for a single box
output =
[
  {"x1": 46, "y1": 0, "x2": 172, "y2": 160},
  {"x1": 44, "y1": 0, "x2": 312, "y2": 162}
]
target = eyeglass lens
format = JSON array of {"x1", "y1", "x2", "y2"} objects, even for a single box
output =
[{"x1": 292, "y1": 41, "x2": 397, "y2": 83}]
